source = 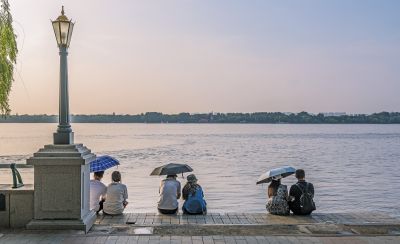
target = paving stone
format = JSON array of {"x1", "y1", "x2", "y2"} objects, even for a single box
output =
[
  {"x1": 170, "y1": 239, "x2": 182, "y2": 244},
  {"x1": 212, "y1": 235, "x2": 225, "y2": 240},
  {"x1": 243, "y1": 236, "x2": 258, "y2": 244},
  {"x1": 105, "y1": 235, "x2": 119, "y2": 244},
  {"x1": 181, "y1": 236, "x2": 192, "y2": 243},
  {"x1": 128, "y1": 236, "x2": 140, "y2": 242},
  {"x1": 235, "y1": 240, "x2": 247, "y2": 244},
  {"x1": 224, "y1": 236, "x2": 236, "y2": 244},
  {"x1": 214, "y1": 241, "x2": 226, "y2": 244},
  {"x1": 94, "y1": 236, "x2": 108, "y2": 244},
  {"x1": 197, "y1": 219, "x2": 206, "y2": 224},
  {"x1": 212, "y1": 217, "x2": 224, "y2": 224},
  {"x1": 229, "y1": 218, "x2": 240, "y2": 224},
  {"x1": 254, "y1": 236, "x2": 267, "y2": 244},
  {"x1": 137, "y1": 235, "x2": 150, "y2": 244},
  {"x1": 192, "y1": 238, "x2": 203, "y2": 244},
  {"x1": 159, "y1": 236, "x2": 171, "y2": 244},
  {"x1": 202, "y1": 236, "x2": 214, "y2": 244},
  {"x1": 116, "y1": 236, "x2": 129, "y2": 244},
  {"x1": 188, "y1": 218, "x2": 197, "y2": 224}
]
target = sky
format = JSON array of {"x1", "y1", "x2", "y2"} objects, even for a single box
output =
[{"x1": 8, "y1": 0, "x2": 400, "y2": 114}]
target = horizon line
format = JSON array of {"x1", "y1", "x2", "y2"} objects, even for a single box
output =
[{"x1": 5, "y1": 111, "x2": 400, "y2": 116}]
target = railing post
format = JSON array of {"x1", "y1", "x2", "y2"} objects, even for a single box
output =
[{"x1": 10, "y1": 163, "x2": 24, "y2": 188}]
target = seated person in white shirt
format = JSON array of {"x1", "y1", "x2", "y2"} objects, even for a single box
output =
[
  {"x1": 158, "y1": 174, "x2": 181, "y2": 214},
  {"x1": 103, "y1": 171, "x2": 129, "y2": 215},
  {"x1": 90, "y1": 171, "x2": 107, "y2": 214}
]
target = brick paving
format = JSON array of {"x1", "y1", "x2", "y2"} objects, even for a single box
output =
[
  {"x1": 95, "y1": 212, "x2": 399, "y2": 226},
  {"x1": 0, "y1": 234, "x2": 400, "y2": 244}
]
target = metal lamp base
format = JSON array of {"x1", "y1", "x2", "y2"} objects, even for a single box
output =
[{"x1": 53, "y1": 131, "x2": 74, "y2": 144}]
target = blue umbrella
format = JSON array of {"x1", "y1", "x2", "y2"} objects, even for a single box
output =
[
  {"x1": 90, "y1": 155, "x2": 119, "y2": 173},
  {"x1": 256, "y1": 166, "x2": 296, "y2": 184}
]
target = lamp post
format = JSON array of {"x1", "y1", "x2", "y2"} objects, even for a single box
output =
[
  {"x1": 26, "y1": 6, "x2": 96, "y2": 232},
  {"x1": 52, "y1": 6, "x2": 74, "y2": 144}
]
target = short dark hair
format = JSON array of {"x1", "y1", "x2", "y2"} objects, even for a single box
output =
[
  {"x1": 112, "y1": 171, "x2": 121, "y2": 182},
  {"x1": 94, "y1": 171, "x2": 104, "y2": 178},
  {"x1": 295, "y1": 169, "x2": 305, "y2": 179}
]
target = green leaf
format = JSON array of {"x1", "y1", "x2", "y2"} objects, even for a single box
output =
[{"x1": 0, "y1": 0, "x2": 18, "y2": 115}]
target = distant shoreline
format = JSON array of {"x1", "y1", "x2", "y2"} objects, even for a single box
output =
[{"x1": 1, "y1": 112, "x2": 400, "y2": 124}]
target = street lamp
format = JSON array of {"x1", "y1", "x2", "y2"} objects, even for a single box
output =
[
  {"x1": 26, "y1": 6, "x2": 96, "y2": 232},
  {"x1": 52, "y1": 6, "x2": 75, "y2": 144}
]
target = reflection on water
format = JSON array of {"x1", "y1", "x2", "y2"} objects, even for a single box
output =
[{"x1": 1, "y1": 123, "x2": 400, "y2": 216}]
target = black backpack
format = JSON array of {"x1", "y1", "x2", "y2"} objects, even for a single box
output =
[{"x1": 296, "y1": 183, "x2": 316, "y2": 214}]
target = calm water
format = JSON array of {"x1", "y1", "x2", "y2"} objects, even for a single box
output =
[{"x1": 1, "y1": 123, "x2": 400, "y2": 216}]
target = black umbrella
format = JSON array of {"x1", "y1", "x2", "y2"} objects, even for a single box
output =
[{"x1": 150, "y1": 163, "x2": 193, "y2": 176}]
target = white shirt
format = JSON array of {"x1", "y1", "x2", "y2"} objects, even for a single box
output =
[
  {"x1": 90, "y1": 179, "x2": 107, "y2": 211},
  {"x1": 158, "y1": 178, "x2": 181, "y2": 210},
  {"x1": 103, "y1": 182, "x2": 128, "y2": 215}
]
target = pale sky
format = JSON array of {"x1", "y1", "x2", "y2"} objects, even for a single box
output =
[{"x1": 8, "y1": 0, "x2": 400, "y2": 114}]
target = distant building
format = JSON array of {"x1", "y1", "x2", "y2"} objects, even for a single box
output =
[{"x1": 322, "y1": 112, "x2": 346, "y2": 117}]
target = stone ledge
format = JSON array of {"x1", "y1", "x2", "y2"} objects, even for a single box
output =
[
  {"x1": 0, "y1": 184, "x2": 34, "y2": 192},
  {"x1": 95, "y1": 212, "x2": 400, "y2": 226},
  {"x1": 27, "y1": 144, "x2": 95, "y2": 166}
]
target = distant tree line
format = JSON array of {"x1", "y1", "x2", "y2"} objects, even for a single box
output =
[{"x1": 1, "y1": 112, "x2": 400, "y2": 124}]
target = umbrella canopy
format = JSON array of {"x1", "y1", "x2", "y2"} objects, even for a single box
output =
[
  {"x1": 256, "y1": 166, "x2": 296, "y2": 184},
  {"x1": 150, "y1": 163, "x2": 193, "y2": 176},
  {"x1": 90, "y1": 155, "x2": 119, "y2": 173}
]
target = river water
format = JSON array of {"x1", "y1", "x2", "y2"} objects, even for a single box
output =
[{"x1": 0, "y1": 123, "x2": 399, "y2": 216}]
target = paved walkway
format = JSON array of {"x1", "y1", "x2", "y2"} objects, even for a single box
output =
[
  {"x1": 1, "y1": 234, "x2": 400, "y2": 244},
  {"x1": 1, "y1": 212, "x2": 400, "y2": 243}
]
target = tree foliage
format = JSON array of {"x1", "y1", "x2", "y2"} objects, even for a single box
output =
[
  {"x1": 0, "y1": 0, "x2": 17, "y2": 115},
  {"x1": 1, "y1": 112, "x2": 400, "y2": 124}
]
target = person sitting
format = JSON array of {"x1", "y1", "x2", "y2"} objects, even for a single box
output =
[
  {"x1": 266, "y1": 176, "x2": 290, "y2": 215},
  {"x1": 103, "y1": 171, "x2": 128, "y2": 215},
  {"x1": 182, "y1": 174, "x2": 207, "y2": 215},
  {"x1": 90, "y1": 171, "x2": 107, "y2": 214},
  {"x1": 289, "y1": 169, "x2": 316, "y2": 215},
  {"x1": 158, "y1": 174, "x2": 181, "y2": 214}
]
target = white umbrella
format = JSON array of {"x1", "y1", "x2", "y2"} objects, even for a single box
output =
[{"x1": 256, "y1": 166, "x2": 296, "y2": 184}]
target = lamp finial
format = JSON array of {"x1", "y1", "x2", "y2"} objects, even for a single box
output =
[{"x1": 61, "y1": 6, "x2": 65, "y2": 15}]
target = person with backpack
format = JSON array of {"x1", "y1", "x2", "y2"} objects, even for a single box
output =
[
  {"x1": 289, "y1": 169, "x2": 316, "y2": 215},
  {"x1": 266, "y1": 176, "x2": 290, "y2": 215},
  {"x1": 182, "y1": 174, "x2": 207, "y2": 215}
]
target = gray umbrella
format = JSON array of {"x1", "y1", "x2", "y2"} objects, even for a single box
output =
[
  {"x1": 150, "y1": 163, "x2": 193, "y2": 176},
  {"x1": 256, "y1": 166, "x2": 296, "y2": 184}
]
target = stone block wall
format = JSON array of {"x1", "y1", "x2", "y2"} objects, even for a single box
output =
[{"x1": 0, "y1": 184, "x2": 34, "y2": 228}]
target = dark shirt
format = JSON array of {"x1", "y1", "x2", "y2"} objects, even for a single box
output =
[{"x1": 289, "y1": 180, "x2": 314, "y2": 215}]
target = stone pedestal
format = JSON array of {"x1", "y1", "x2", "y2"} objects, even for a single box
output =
[{"x1": 26, "y1": 144, "x2": 96, "y2": 233}]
